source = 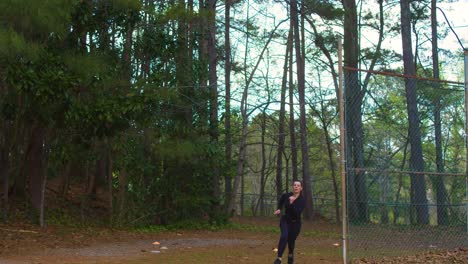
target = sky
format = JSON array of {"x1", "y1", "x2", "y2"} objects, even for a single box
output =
[
  {"x1": 239, "y1": 0, "x2": 468, "y2": 77},
  {"x1": 365, "y1": 0, "x2": 468, "y2": 81},
  {"x1": 439, "y1": 0, "x2": 468, "y2": 49},
  {"x1": 226, "y1": 0, "x2": 468, "y2": 115},
  {"x1": 422, "y1": 0, "x2": 468, "y2": 82}
]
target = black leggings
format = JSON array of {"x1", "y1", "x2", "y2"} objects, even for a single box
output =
[{"x1": 277, "y1": 215, "x2": 301, "y2": 258}]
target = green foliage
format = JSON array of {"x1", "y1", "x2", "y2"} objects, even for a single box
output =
[
  {"x1": 0, "y1": 28, "x2": 43, "y2": 59},
  {"x1": 63, "y1": 52, "x2": 113, "y2": 82},
  {"x1": 46, "y1": 208, "x2": 82, "y2": 227},
  {"x1": 303, "y1": 0, "x2": 343, "y2": 20},
  {"x1": 135, "y1": 220, "x2": 277, "y2": 233},
  {"x1": 3, "y1": 53, "x2": 75, "y2": 126},
  {"x1": 0, "y1": 0, "x2": 73, "y2": 39},
  {"x1": 302, "y1": 229, "x2": 341, "y2": 239},
  {"x1": 225, "y1": 222, "x2": 278, "y2": 233}
]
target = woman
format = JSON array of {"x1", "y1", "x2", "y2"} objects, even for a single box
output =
[{"x1": 273, "y1": 180, "x2": 305, "y2": 264}]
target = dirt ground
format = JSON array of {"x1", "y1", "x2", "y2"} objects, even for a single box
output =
[{"x1": 0, "y1": 216, "x2": 466, "y2": 264}]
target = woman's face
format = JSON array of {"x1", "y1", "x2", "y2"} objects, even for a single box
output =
[{"x1": 292, "y1": 181, "x2": 302, "y2": 194}]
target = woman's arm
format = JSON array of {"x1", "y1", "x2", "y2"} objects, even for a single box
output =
[
  {"x1": 287, "y1": 196, "x2": 305, "y2": 218},
  {"x1": 274, "y1": 193, "x2": 288, "y2": 215}
]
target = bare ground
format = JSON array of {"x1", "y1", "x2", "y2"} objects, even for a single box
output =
[{"x1": 0, "y1": 216, "x2": 465, "y2": 263}]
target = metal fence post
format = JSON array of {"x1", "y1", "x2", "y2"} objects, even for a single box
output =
[
  {"x1": 337, "y1": 36, "x2": 348, "y2": 264},
  {"x1": 464, "y1": 48, "x2": 468, "y2": 234}
]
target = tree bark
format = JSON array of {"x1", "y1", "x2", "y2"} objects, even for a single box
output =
[
  {"x1": 291, "y1": 0, "x2": 313, "y2": 220},
  {"x1": 39, "y1": 151, "x2": 49, "y2": 228},
  {"x1": 59, "y1": 161, "x2": 72, "y2": 198},
  {"x1": 0, "y1": 136, "x2": 9, "y2": 223},
  {"x1": 430, "y1": 0, "x2": 448, "y2": 226},
  {"x1": 26, "y1": 123, "x2": 46, "y2": 223},
  {"x1": 118, "y1": 168, "x2": 127, "y2": 221},
  {"x1": 224, "y1": 0, "x2": 233, "y2": 212},
  {"x1": 257, "y1": 111, "x2": 268, "y2": 215},
  {"x1": 288, "y1": 21, "x2": 298, "y2": 184},
  {"x1": 343, "y1": 0, "x2": 368, "y2": 223},
  {"x1": 400, "y1": 0, "x2": 429, "y2": 225},
  {"x1": 107, "y1": 148, "x2": 113, "y2": 222},
  {"x1": 207, "y1": 0, "x2": 221, "y2": 219},
  {"x1": 276, "y1": 27, "x2": 292, "y2": 199}
]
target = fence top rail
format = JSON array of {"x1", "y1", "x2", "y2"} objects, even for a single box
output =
[
  {"x1": 352, "y1": 167, "x2": 466, "y2": 177},
  {"x1": 343, "y1": 66, "x2": 464, "y2": 86}
]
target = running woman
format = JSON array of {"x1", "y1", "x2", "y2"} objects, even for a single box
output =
[{"x1": 273, "y1": 180, "x2": 305, "y2": 264}]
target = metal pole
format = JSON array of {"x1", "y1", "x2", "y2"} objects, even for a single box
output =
[
  {"x1": 464, "y1": 49, "x2": 468, "y2": 234},
  {"x1": 338, "y1": 37, "x2": 348, "y2": 264}
]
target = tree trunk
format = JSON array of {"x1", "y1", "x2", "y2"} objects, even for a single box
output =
[
  {"x1": 224, "y1": 0, "x2": 233, "y2": 211},
  {"x1": 198, "y1": 0, "x2": 209, "y2": 128},
  {"x1": 86, "y1": 162, "x2": 96, "y2": 200},
  {"x1": 176, "y1": 0, "x2": 193, "y2": 127},
  {"x1": 290, "y1": 0, "x2": 313, "y2": 220},
  {"x1": 107, "y1": 148, "x2": 113, "y2": 223},
  {"x1": 256, "y1": 112, "x2": 268, "y2": 215},
  {"x1": 288, "y1": 22, "x2": 298, "y2": 184},
  {"x1": 122, "y1": 13, "x2": 133, "y2": 79},
  {"x1": 431, "y1": 0, "x2": 448, "y2": 226},
  {"x1": 26, "y1": 124, "x2": 46, "y2": 223},
  {"x1": 89, "y1": 141, "x2": 107, "y2": 200},
  {"x1": 118, "y1": 168, "x2": 127, "y2": 221},
  {"x1": 118, "y1": 7, "x2": 134, "y2": 223},
  {"x1": 39, "y1": 152, "x2": 49, "y2": 228},
  {"x1": 14, "y1": 125, "x2": 28, "y2": 198},
  {"x1": 400, "y1": 0, "x2": 429, "y2": 225},
  {"x1": 206, "y1": 0, "x2": 221, "y2": 219},
  {"x1": 276, "y1": 27, "x2": 292, "y2": 200},
  {"x1": 228, "y1": 79, "x2": 249, "y2": 215},
  {"x1": 0, "y1": 140, "x2": 9, "y2": 223},
  {"x1": 59, "y1": 161, "x2": 72, "y2": 198},
  {"x1": 394, "y1": 137, "x2": 409, "y2": 224},
  {"x1": 0, "y1": 109, "x2": 13, "y2": 223},
  {"x1": 343, "y1": 0, "x2": 368, "y2": 223}
]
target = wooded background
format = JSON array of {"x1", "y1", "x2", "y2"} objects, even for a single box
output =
[{"x1": 0, "y1": 0, "x2": 466, "y2": 231}]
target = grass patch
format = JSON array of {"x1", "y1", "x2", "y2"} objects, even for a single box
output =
[
  {"x1": 134, "y1": 219, "x2": 280, "y2": 234},
  {"x1": 302, "y1": 229, "x2": 341, "y2": 239},
  {"x1": 225, "y1": 222, "x2": 279, "y2": 233}
]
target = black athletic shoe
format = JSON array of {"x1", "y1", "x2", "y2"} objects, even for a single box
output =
[
  {"x1": 287, "y1": 255, "x2": 294, "y2": 264},
  {"x1": 273, "y1": 258, "x2": 281, "y2": 264}
]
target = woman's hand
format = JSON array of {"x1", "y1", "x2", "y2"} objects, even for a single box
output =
[
  {"x1": 274, "y1": 209, "x2": 281, "y2": 216},
  {"x1": 289, "y1": 196, "x2": 297, "y2": 204}
]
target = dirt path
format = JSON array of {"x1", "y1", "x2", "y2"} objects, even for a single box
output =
[
  {"x1": 2, "y1": 217, "x2": 464, "y2": 263},
  {"x1": 0, "y1": 217, "x2": 343, "y2": 263},
  {"x1": 0, "y1": 237, "x2": 267, "y2": 264}
]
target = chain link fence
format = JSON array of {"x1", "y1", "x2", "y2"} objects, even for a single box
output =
[
  {"x1": 232, "y1": 192, "x2": 339, "y2": 221},
  {"x1": 343, "y1": 67, "x2": 468, "y2": 260}
]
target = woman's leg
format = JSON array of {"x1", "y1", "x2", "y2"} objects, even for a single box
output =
[
  {"x1": 277, "y1": 216, "x2": 289, "y2": 258},
  {"x1": 287, "y1": 221, "x2": 301, "y2": 255}
]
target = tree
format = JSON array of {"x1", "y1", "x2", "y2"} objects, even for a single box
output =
[
  {"x1": 224, "y1": 0, "x2": 233, "y2": 212},
  {"x1": 291, "y1": 0, "x2": 314, "y2": 220},
  {"x1": 227, "y1": 6, "x2": 286, "y2": 214},
  {"x1": 400, "y1": 0, "x2": 429, "y2": 225},
  {"x1": 206, "y1": 0, "x2": 222, "y2": 220},
  {"x1": 275, "y1": 27, "x2": 292, "y2": 200},
  {"x1": 430, "y1": 0, "x2": 449, "y2": 226},
  {"x1": 288, "y1": 20, "x2": 299, "y2": 185},
  {"x1": 342, "y1": 0, "x2": 369, "y2": 223}
]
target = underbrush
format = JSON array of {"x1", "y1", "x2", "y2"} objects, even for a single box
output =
[{"x1": 134, "y1": 219, "x2": 279, "y2": 234}]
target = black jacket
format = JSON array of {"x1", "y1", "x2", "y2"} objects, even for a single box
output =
[{"x1": 277, "y1": 192, "x2": 305, "y2": 223}]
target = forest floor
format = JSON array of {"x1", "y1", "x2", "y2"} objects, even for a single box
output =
[
  {"x1": 0, "y1": 181, "x2": 466, "y2": 263},
  {"x1": 0, "y1": 216, "x2": 466, "y2": 264}
]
